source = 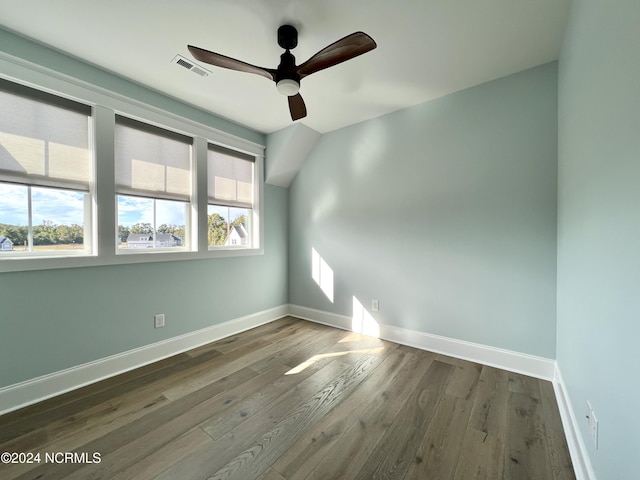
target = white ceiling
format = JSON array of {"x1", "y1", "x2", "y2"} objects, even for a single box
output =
[{"x1": 0, "y1": 0, "x2": 572, "y2": 135}]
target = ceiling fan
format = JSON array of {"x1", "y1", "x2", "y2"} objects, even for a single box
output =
[{"x1": 188, "y1": 25, "x2": 377, "y2": 121}]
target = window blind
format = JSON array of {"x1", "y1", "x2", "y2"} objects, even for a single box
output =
[
  {"x1": 207, "y1": 144, "x2": 254, "y2": 208},
  {"x1": 0, "y1": 79, "x2": 91, "y2": 191},
  {"x1": 115, "y1": 116, "x2": 192, "y2": 201}
]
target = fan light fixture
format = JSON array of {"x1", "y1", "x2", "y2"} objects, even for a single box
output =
[{"x1": 276, "y1": 78, "x2": 300, "y2": 96}]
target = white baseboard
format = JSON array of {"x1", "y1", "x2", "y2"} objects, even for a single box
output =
[
  {"x1": 0, "y1": 305, "x2": 289, "y2": 415},
  {"x1": 289, "y1": 304, "x2": 353, "y2": 330},
  {"x1": 553, "y1": 364, "x2": 597, "y2": 480},
  {"x1": 289, "y1": 304, "x2": 555, "y2": 380}
]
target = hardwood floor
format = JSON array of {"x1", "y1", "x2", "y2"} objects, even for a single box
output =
[{"x1": 0, "y1": 317, "x2": 575, "y2": 480}]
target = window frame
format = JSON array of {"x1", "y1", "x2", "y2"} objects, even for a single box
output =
[
  {"x1": 114, "y1": 114, "x2": 195, "y2": 255},
  {"x1": 115, "y1": 194, "x2": 192, "y2": 254},
  {"x1": 0, "y1": 53, "x2": 264, "y2": 273},
  {"x1": 0, "y1": 78, "x2": 95, "y2": 258},
  {"x1": 0, "y1": 184, "x2": 94, "y2": 257},
  {"x1": 206, "y1": 143, "x2": 260, "y2": 250}
]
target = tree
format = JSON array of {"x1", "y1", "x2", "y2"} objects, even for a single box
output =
[
  {"x1": 208, "y1": 213, "x2": 228, "y2": 246},
  {"x1": 33, "y1": 220, "x2": 58, "y2": 245},
  {"x1": 130, "y1": 222, "x2": 154, "y2": 234},
  {"x1": 118, "y1": 225, "x2": 130, "y2": 244},
  {"x1": 57, "y1": 225, "x2": 72, "y2": 244},
  {"x1": 68, "y1": 224, "x2": 84, "y2": 244},
  {"x1": 230, "y1": 214, "x2": 247, "y2": 228},
  {"x1": 173, "y1": 226, "x2": 185, "y2": 241}
]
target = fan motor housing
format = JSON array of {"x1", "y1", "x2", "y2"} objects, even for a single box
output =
[{"x1": 276, "y1": 51, "x2": 300, "y2": 82}]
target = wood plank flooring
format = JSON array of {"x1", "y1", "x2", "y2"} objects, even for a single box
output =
[{"x1": 0, "y1": 317, "x2": 575, "y2": 480}]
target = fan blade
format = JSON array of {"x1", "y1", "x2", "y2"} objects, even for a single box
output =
[
  {"x1": 288, "y1": 94, "x2": 307, "y2": 121},
  {"x1": 296, "y1": 32, "x2": 376, "y2": 78},
  {"x1": 188, "y1": 45, "x2": 276, "y2": 81}
]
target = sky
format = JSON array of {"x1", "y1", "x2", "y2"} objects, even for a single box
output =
[
  {"x1": 0, "y1": 183, "x2": 84, "y2": 226},
  {"x1": 1, "y1": 184, "x2": 247, "y2": 229},
  {"x1": 0, "y1": 184, "x2": 187, "y2": 228},
  {"x1": 117, "y1": 195, "x2": 187, "y2": 227}
]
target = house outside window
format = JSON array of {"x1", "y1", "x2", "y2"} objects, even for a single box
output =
[{"x1": 0, "y1": 235, "x2": 14, "y2": 251}]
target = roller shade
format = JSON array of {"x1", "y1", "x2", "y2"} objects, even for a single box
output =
[
  {"x1": 208, "y1": 144, "x2": 254, "y2": 208},
  {"x1": 0, "y1": 79, "x2": 91, "y2": 191},
  {"x1": 115, "y1": 116, "x2": 192, "y2": 201}
]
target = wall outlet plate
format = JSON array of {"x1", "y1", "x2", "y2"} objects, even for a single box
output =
[
  {"x1": 154, "y1": 314, "x2": 165, "y2": 328},
  {"x1": 372, "y1": 299, "x2": 379, "y2": 311},
  {"x1": 585, "y1": 401, "x2": 598, "y2": 449},
  {"x1": 586, "y1": 401, "x2": 592, "y2": 421},
  {"x1": 590, "y1": 410, "x2": 599, "y2": 449}
]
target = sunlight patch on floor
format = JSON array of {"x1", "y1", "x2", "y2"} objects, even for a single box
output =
[
  {"x1": 285, "y1": 347, "x2": 384, "y2": 375},
  {"x1": 338, "y1": 332, "x2": 377, "y2": 343}
]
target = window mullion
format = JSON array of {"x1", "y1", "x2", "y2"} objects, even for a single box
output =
[
  {"x1": 27, "y1": 185, "x2": 33, "y2": 251},
  {"x1": 153, "y1": 199, "x2": 157, "y2": 246},
  {"x1": 194, "y1": 137, "x2": 209, "y2": 252},
  {"x1": 93, "y1": 105, "x2": 116, "y2": 258}
]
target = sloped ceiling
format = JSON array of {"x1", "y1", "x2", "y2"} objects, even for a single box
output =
[{"x1": 266, "y1": 123, "x2": 322, "y2": 187}]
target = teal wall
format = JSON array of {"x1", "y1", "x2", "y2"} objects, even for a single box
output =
[
  {"x1": 288, "y1": 63, "x2": 559, "y2": 358},
  {"x1": 0, "y1": 31, "x2": 289, "y2": 388},
  {"x1": 557, "y1": 0, "x2": 640, "y2": 477}
]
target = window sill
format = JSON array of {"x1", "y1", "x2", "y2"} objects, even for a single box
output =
[{"x1": 0, "y1": 245, "x2": 264, "y2": 273}]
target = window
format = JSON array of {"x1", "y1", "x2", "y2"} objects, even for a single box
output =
[
  {"x1": 0, "y1": 56, "x2": 264, "y2": 272},
  {"x1": 114, "y1": 116, "x2": 192, "y2": 252},
  {"x1": 0, "y1": 79, "x2": 92, "y2": 256},
  {"x1": 207, "y1": 144, "x2": 256, "y2": 248}
]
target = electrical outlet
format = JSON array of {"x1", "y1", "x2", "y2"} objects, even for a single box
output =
[
  {"x1": 154, "y1": 314, "x2": 165, "y2": 328},
  {"x1": 372, "y1": 299, "x2": 379, "y2": 311},
  {"x1": 590, "y1": 409, "x2": 599, "y2": 449},
  {"x1": 585, "y1": 401, "x2": 599, "y2": 449}
]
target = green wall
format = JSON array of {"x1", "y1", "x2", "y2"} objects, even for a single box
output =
[
  {"x1": 0, "y1": 31, "x2": 289, "y2": 388},
  {"x1": 557, "y1": 0, "x2": 640, "y2": 477},
  {"x1": 288, "y1": 62, "x2": 559, "y2": 358}
]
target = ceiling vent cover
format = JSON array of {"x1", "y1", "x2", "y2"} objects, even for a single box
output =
[{"x1": 171, "y1": 54, "x2": 210, "y2": 77}]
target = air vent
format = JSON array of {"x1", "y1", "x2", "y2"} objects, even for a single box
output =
[{"x1": 171, "y1": 55, "x2": 210, "y2": 77}]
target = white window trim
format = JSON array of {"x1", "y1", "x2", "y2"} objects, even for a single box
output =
[
  {"x1": 0, "y1": 52, "x2": 265, "y2": 273},
  {"x1": 113, "y1": 114, "x2": 195, "y2": 254},
  {"x1": 206, "y1": 143, "x2": 262, "y2": 251}
]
